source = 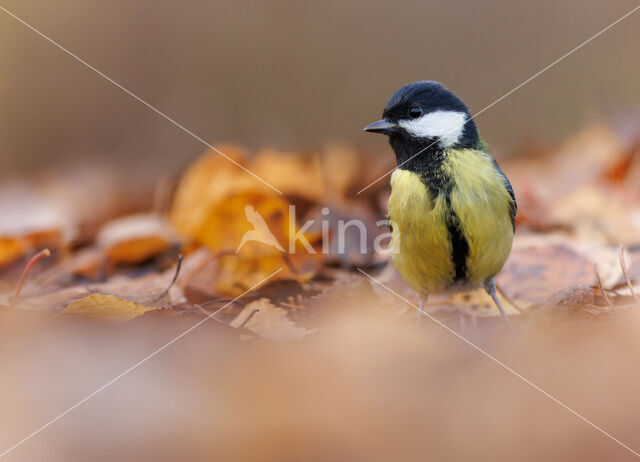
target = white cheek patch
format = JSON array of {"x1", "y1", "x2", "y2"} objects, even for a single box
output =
[{"x1": 399, "y1": 110, "x2": 467, "y2": 147}]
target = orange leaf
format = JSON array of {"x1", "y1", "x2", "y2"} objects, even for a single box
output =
[
  {"x1": 0, "y1": 237, "x2": 28, "y2": 267},
  {"x1": 98, "y1": 214, "x2": 178, "y2": 266}
]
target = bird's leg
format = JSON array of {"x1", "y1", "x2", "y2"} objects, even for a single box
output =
[
  {"x1": 416, "y1": 294, "x2": 428, "y2": 327},
  {"x1": 484, "y1": 278, "x2": 514, "y2": 329}
]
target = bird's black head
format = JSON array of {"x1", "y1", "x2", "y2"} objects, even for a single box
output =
[{"x1": 364, "y1": 81, "x2": 480, "y2": 170}]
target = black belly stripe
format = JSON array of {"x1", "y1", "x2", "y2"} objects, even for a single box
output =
[
  {"x1": 444, "y1": 196, "x2": 469, "y2": 282},
  {"x1": 416, "y1": 160, "x2": 470, "y2": 283}
]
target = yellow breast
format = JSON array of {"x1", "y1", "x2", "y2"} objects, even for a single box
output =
[
  {"x1": 388, "y1": 149, "x2": 514, "y2": 295},
  {"x1": 388, "y1": 169, "x2": 454, "y2": 295}
]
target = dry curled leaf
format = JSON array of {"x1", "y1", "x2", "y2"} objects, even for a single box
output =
[
  {"x1": 169, "y1": 144, "x2": 256, "y2": 237},
  {"x1": 98, "y1": 213, "x2": 178, "y2": 265},
  {"x1": 170, "y1": 150, "x2": 324, "y2": 296}
]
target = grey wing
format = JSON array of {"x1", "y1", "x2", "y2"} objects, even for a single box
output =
[
  {"x1": 504, "y1": 176, "x2": 517, "y2": 232},
  {"x1": 492, "y1": 161, "x2": 516, "y2": 231}
]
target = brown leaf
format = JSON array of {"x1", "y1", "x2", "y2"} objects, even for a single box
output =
[
  {"x1": 230, "y1": 298, "x2": 315, "y2": 341},
  {"x1": 549, "y1": 184, "x2": 640, "y2": 244},
  {"x1": 497, "y1": 243, "x2": 594, "y2": 306},
  {"x1": 534, "y1": 284, "x2": 597, "y2": 318}
]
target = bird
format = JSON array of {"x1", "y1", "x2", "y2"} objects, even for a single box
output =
[
  {"x1": 364, "y1": 81, "x2": 516, "y2": 328},
  {"x1": 237, "y1": 204, "x2": 285, "y2": 253}
]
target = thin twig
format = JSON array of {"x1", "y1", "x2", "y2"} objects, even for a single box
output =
[
  {"x1": 194, "y1": 304, "x2": 211, "y2": 317},
  {"x1": 619, "y1": 244, "x2": 640, "y2": 302},
  {"x1": 9, "y1": 248, "x2": 51, "y2": 308},
  {"x1": 238, "y1": 309, "x2": 260, "y2": 329},
  {"x1": 152, "y1": 254, "x2": 183, "y2": 303},
  {"x1": 594, "y1": 263, "x2": 614, "y2": 307}
]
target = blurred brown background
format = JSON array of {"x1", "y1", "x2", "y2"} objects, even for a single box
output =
[{"x1": 1, "y1": 0, "x2": 639, "y2": 178}]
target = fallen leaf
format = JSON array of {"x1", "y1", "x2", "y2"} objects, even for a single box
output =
[
  {"x1": 494, "y1": 231, "x2": 628, "y2": 306},
  {"x1": 90, "y1": 263, "x2": 187, "y2": 307},
  {"x1": 449, "y1": 288, "x2": 522, "y2": 318},
  {"x1": 171, "y1": 151, "x2": 324, "y2": 296},
  {"x1": 319, "y1": 144, "x2": 361, "y2": 200},
  {"x1": 250, "y1": 148, "x2": 323, "y2": 200},
  {"x1": 0, "y1": 285, "x2": 89, "y2": 313},
  {"x1": 170, "y1": 145, "x2": 257, "y2": 237},
  {"x1": 98, "y1": 213, "x2": 179, "y2": 265},
  {"x1": 230, "y1": 298, "x2": 316, "y2": 341},
  {"x1": 0, "y1": 237, "x2": 28, "y2": 268},
  {"x1": 550, "y1": 184, "x2": 640, "y2": 244},
  {"x1": 505, "y1": 124, "x2": 625, "y2": 203},
  {"x1": 62, "y1": 294, "x2": 158, "y2": 321},
  {"x1": 0, "y1": 181, "x2": 75, "y2": 267},
  {"x1": 534, "y1": 284, "x2": 597, "y2": 318}
]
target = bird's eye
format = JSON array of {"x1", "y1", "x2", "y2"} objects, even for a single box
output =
[{"x1": 408, "y1": 106, "x2": 423, "y2": 119}]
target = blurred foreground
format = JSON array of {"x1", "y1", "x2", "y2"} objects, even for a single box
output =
[{"x1": 1, "y1": 301, "x2": 640, "y2": 461}]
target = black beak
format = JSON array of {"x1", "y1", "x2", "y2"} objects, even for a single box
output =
[{"x1": 363, "y1": 119, "x2": 399, "y2": 134}]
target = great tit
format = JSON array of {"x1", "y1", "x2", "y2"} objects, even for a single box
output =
[{"x1": 364, "y1": 81, "x2": 516, "y2": 328}]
